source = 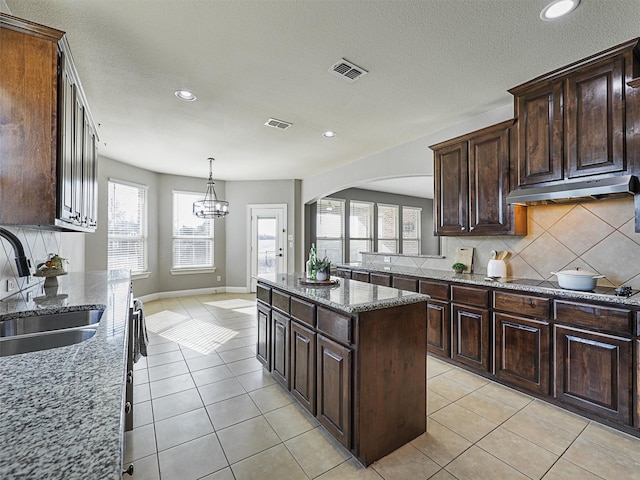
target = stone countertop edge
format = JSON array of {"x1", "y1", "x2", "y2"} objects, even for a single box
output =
[
  {"x1": 0, "y1": 270, "x2": 132, "y2": 480},
  {"x1": 256, "y1": 273, "x2": 429, "y2": 313},
  {"x1": 339, "y1": 263, "x2": 640, "y2": 307}
]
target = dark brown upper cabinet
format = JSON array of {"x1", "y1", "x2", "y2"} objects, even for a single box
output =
[
  {"x1": 509, "y1": 39, "x2": 640, "y2": 188},
  {"x1": 0, "y1": 13, "x2": 98, "y2": 232},
  {"x1": 431, "y1": 120, "x2": 527, "y2": 236}
]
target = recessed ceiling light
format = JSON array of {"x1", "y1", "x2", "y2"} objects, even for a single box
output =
[
  {"x1": 175, "y1": 90, "x2": 197, "y2": 101},
  {"x1": 540, "y1": 0, "x2": 580, "y2": 20},
  {"x1": 323, "y1": 131, "x2": 337, "y2": 138}
]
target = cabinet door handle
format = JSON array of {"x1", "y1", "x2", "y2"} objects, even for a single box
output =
[
  {"x1": 126, "y1": 371, "x2": 133, "y2": 384},
  {"x1": 122, "y1": 464, "x2": 134, "y2": 476},
  {"x1": 469, "y1": 226, "x2": 475, "y2": 231},
  {"x1": 124, "y1": 402, "x2": 131, "y2": 414},
  {"x1": 461, "y1": 226, "x2": 466, "y2": 231}
]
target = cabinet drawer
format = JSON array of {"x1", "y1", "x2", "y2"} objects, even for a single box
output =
[
  {"x1": 352, "y1": 271, "x2": 370, "y2": 282},
  {"x1": 317, "y1": 307, "x2": 351, "y2": 345},
  {"x1": 335, "y1": 268, "x2": 352, "y2": 279},
  {"x1": 257, "y1": 284, "x2": 271, "y2": 305},
  {"x1": 370, "y1": 272, "x2": 391, "y2": 286},
  {"x1": 451, "y1": 285, "x2": 490, "y2": 308},
  {"x1": 419, "y1": 280, "x2": 449, "y2": 300},
  {"x1": 393, "y1": 276, "x2": 418, "y2": 292},
  {"x1": 291, "y1": 296, "x2": 316, "y2": 327},
  {"x1": 554, "y1": 300, "x2": 632, "y2": 335},
  {"x1": 272, "y1": 290, "x2": 290, "y2": 314},
  {"x1": 494, "y1": 291, "x2": 549, "y2": 319}
]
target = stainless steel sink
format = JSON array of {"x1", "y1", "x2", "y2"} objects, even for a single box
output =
[
  {"x1": 0, "y1": 309, "x2": 103, "y2": 337},
  {"x1": 0, "y1": 328, "x2": 97, "y2": 357}
]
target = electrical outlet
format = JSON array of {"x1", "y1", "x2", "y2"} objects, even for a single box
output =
[
  {"x1": 383, "y1": 256, "x2": 391, "y2": 263},
  {"x1": 26, "y1": 291, "x2": 33, "y2": 302},
  {"x1": 217, "y1": 276, "x2": 221, "y2": 282},
  {"x1": 6, "y1": 279, "x2": 16, "y2": 292}
]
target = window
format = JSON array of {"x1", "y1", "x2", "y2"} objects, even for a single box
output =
[
  {"x1": 377, "y1": 204, "x2": 399, "y2": 253},
  {"x1": 402, "y1": 207, "x2": 421, "y2": 255},
  {"x1": 316, "y1": 198, "x2": 345, "y2": 264},
  {"x1": 172, "y1": 191, "x2": 215, "y2": 272},
  {"x1": 108, "y1": 180, "x2": 148, "y2": 275},
  {"x1": 349, "y1": 201, "x2": 373, "y2": 262}
]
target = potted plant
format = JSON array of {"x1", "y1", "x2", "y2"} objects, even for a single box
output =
[
  {"x1": 452, "y1": 262, "x2": 465, "y2": 274},
  {"x1": 316, "y1": 257, "x2": 331, "y2": 281}
]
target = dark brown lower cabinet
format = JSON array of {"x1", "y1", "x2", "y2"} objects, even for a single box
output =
[
  {"x1": 452, "y1": 303, "x2": 490, "y2": 372},
  {"x1": 317, "y1": 334, "x2": 351, "y2": 449},
  {"x1": 257, "y1": 302, "x2": 271, "y2": 369},
  {"x1": 290, "y1": 321, "x2": 316, "y2": 413},
  {"x1": 427, "y1": 300, "x2": 450, "y2": 357},
  {"x1": 555, "y1": 325, "x2": 632, "y2": 424},
  {"x1": 271, "y1": 310, "x2": 289, "y2": 388},
  {"x1": 369, "y1": 272, "x2": 391, "y2": 286},
  {"x1": 494, "y1": 313, "x2": 550, "y2": 395}
]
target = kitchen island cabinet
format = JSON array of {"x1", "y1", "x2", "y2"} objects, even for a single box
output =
[{"x1": 256, "y1": 273, "x2": 429, "y2": 466}]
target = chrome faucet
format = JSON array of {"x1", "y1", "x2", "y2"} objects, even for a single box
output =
[{"x1": 0, "y1": 227, "x2": 31, "y2": 277}]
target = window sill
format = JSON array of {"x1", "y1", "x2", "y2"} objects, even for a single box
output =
[
  {"x1": 171, "y1": 267, "x2": 217, "y2": 276},
  {"x1": 132, "y1": 271, "x2": 151, "y2": 280}
]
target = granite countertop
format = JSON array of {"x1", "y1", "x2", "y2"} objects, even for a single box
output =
[
  {"x1": 256, "y1": 273, "x2": 429, "y2": 313},
  {"x1": 339, "y1": 263, "x2": 640, "y2": 307},
  {"x1": 0, "y1": 270, "x2": 131, "y2": 480}
]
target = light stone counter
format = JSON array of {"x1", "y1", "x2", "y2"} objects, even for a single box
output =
[
  {"x1": 256, "y1": 272, "x2": 429, "y2": 313},
  {"x1": 0, "y1": 270, "x2": 131, "y2": 480}
]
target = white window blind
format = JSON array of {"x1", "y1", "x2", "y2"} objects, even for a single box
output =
[
  {"x1": 402, "y1": 207, "x2": 422, "y2": 255},
  {"x1": 377, "y1": 204, "x2": 399, "y2": 253},
  {"x1": 173, "y1": 191, "x2": 214, "y2": 271},
  {"x1": 349, "y1": 201, "x2": 373, "y2": 262},
  {"x1": 316, "y1": 198, "x2": 345, "y2": 264},
  {"x1": 108, "y1": 180, "x2": 148, "y2": 274}
]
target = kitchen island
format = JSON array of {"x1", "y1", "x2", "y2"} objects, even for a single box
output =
[
  {"x1": 256, "y1": 273, "x2": 429, "y2": 466},
  {"x1": 0, "y1": 270, "x2": 131, "y2": 479}
]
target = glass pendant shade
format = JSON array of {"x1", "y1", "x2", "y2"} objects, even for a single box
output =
[{"x1": 193, "y1": 158, "x2": 230, "y2": 218}]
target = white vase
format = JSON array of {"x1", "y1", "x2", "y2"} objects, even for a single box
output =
[{"x1": 316, "y1": 271, "x2": 328, "y2": 281}]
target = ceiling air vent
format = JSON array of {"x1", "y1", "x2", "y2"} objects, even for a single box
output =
[
  {"x1": 264, "y1": 118, "x2": 293, "y2": 130},
  {"x1": 328, "y1": 58, "x2": 368, "y2": 83}
]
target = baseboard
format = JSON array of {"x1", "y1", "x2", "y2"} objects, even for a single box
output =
[{"x1": 134, "y1": 285, "x2": 253, "y2": 303}]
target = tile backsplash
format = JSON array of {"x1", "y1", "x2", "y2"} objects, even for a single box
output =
[
  {"x1": 363, "y1": 197, "x2": 640, "y2": 289},
  {"x1": 0, "y1": 227, "x2": 84, "y2": 302}
]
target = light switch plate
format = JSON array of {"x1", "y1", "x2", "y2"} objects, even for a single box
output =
[{"x1": 383, "y1": 256, "x2": 391, "y2": 263}]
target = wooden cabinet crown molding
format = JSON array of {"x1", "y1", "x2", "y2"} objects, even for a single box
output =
[
  {"x1": 429, "y1": 119, "x2": 516, "y2": 151},
  {"x1": 0, "y1": 12, "x2": 63, "y2": 42}
]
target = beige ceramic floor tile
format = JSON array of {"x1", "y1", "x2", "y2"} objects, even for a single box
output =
[
  {"x1": 124, "y1": 424, "x2": 157, "y2": 463},
  {"x1": 218, "y1": 346, "x2": 255, "y2": 363},
  {"x1": 315, "y1": 458, "x2": 383, "y2": 480},
  {"x1": 580, "y1": 422, "x2": 640, "y2": 461},
  {"x1": 562, "y1": 437, "x2": 640, "y2": 480},
  {"x1": 198, "y1": 377, "x2": 246, "y2": 405},
  {"x1": 264, "y1": 402, "x2": 319, "y2": 441},
  {"x1": 541, "y1": 458, "x2": 605, "y2": 480},
  {"x1": 502, "y1": 411, "x2": 579, "y2": 455},
  {"x1": 147, "y1": 360, "x2": 189, "y2": 382},
  {"x1": 151, "y1": 387, "x2": 203, "y2": 421},
  {"x1": 475, "y1": 382, "x2": 533, "y2": 410},
  {"x1": 454, "y1": 390, "x2": 519, "y2": 424},
  {"x1": 427, "y1": 390, "x2": 452, "y2": 415},
  {"x1": 217, "y1": 416, "x2": 281, "y2": 464},
  {"x1": 127, "y1": 453, "x2": 159, "y2": 480},
  {"x1": 445, "y1": 446, "x2": 529, "y2": 480},
  {"x1": 190, "y1": 364, "x2": 235, "y2": 387},
  {"x1": 226, "y1": 356, "x2": 264, "y2": 376},
  {"x1": 133, "y1": 382, "x2": 151, "y2": 404},
  {"x1": 371, "y1": 443, "x2": 440, "y2": 480},
  {"x1": 285, "y1": 427, "x2": 351, "y2": 478},
  {"x1": 200, "y1": 467, "x2": 236, "y2": 480},
  {"x1": 230, "y1": 444, "x2": 308, "y2": 480},
  {"x1": 236, "y1": 368, "x2": 276, "y2": 392},
  {"x1": 429, "y1": 403, "x2": 498, "y2": 443},
  {"x1": 442, "y1": 367, "x2": 489, "y2": 390},
  {"x1": 427, "y1": 356, "x2": 454, "y2": 378},
  {"x1": 428, "y1": 375, "x2": 476, "y2": 402},
  {"x1": 248, "y1": 383, "x2": 295, "y2": 413},
  {"x1": 149, "y1": 372, "x2": 196, "y2": 399},
  {"x1": 157, "y1": 433, "x2": 228, "y2": 480},
  {"x1": 522, "y1": 400, "x2": 589, "y2": 435},
  {"x1": 133, "y1": 400, "x2": 153, "y2": 428},
  {"x1": 411, "y1": 418, "x2": 472, "y2": 467},
  {"x1": 154, "y1": 408, "x2": 214, "y2": 451},
  {"x1": 428, "y1": 469, "x2": 458, "y2": 480},
  {"x1": 206, "y1": 394, "x2": 261, "y2": 430},
  {"x1": 478, "y1": 427, "x2": 559, "y2": 479}
]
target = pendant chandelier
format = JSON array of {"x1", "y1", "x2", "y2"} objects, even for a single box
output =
[{"x1": 193, "y1": 157, "x2": 229, "y2": 218}]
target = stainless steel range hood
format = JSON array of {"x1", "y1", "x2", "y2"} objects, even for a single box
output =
[{"x1": 506, "y1": 175, "x2": 638, "y2": 205}]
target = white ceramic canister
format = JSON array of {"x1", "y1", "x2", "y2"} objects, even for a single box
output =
[{"x1": 487, "y1": 259, "x2": 507, "y2": 278}]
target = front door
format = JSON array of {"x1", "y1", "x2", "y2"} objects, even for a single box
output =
[{"x1": 249, "y1": 205, "x2": 287, "y2": 292}]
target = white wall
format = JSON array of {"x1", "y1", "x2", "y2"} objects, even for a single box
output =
[{"x1": 0, "y1": 0, "x2": 10, "y2": 13}]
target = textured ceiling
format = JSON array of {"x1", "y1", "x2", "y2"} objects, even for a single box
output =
[{"x1": 5, "y1": 0, "x2": 640, "y2": 192}]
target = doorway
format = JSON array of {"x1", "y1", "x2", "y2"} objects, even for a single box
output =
[{"x1": 248, "y1": 204, "x2": 287, "y2": 292}]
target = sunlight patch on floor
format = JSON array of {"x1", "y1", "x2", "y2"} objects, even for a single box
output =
[
  {"x1": 146, "y1": 311, "x2": 238, "y2": 354},
  {"x1": 204, "y1": 299, "x2": 256, "y2": 310}
]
